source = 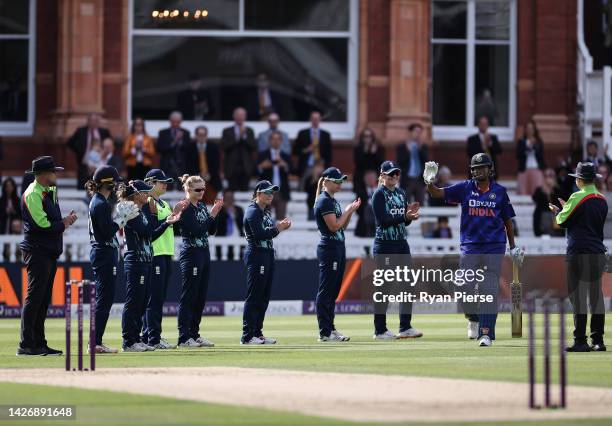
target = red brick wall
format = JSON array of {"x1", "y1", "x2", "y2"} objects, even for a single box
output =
[
  {"x1": 102, "y1": 0, "x2": 124, "y2": 120},
  {"x1": 35, "y1": 0, "x2": 58, "y2": 121}
]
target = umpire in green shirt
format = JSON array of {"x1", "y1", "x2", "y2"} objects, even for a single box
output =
[
  {"x1": 550, "y1": 162, "x2": 608, "y2": 352},
  {"x1": 143, "y1": 169, "x2": 177, "y2": 349},
  {"x1": 18, "y1": 156, "x2": 78, "y2": 356}
]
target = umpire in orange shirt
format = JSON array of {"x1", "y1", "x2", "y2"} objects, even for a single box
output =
[{"x1": 17, "y1": 156, "x2": 78, "y2": 356}]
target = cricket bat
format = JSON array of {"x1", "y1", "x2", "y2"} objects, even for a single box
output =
[{"x1": 510, "y1": 262, "x2": 522, "y2": 338}]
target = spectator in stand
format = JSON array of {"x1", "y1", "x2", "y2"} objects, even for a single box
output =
[
  {"x1": 157, "y1": 111, "x2": 190, "y2": 188},
  {"x1": 584, "y1": 140, "x2": 612, "y2": 169},
  {"x1": 353, "y1": 128, "x2": 385, "y2": 195},
  {"x1": 183, "y1": 126, "x2": 222, "y2": 204},
  {"x1": 516, "y1": 119, "x2": 546, "y2": 195},
  {"x1": 176, "y1": 73, "x2": 214, "y2": 120},
  {"x1": 220, "y1": 107, "x2": 256, "y2": 191},
  {"x1": 555, "y1": 162, "x2": 575, "y2": 201},
  {"x1": 86, "y1": 139, "x2": 105, "y2": 176},
  {"x1": 294, "y1": 111, "x2": 332, "y2": 189},
  {"x1": 215, "y1": 191, "x2": 245, "y2": 260},
  {"x1": 595, "y1": 164, "x2": 609, "y2": 192},
  {"x1": 123, "y1": 117, "x2": 156, "y2": 181},
  {"x1": 428, "y1": 165, "x2": 453, "y2": 207},
  {"x1": 532, "y1": 168, "x2": 565, "y2": 237},
  {"x1": 257, "y1": 113, "x2": 291, "y2": 155},
  {"x1": 467, "y1": 116, "x2": 502, "y2": 176},
  {"x1": 305, "y1": 160, "x2": 325, "y2": 221},
  {"x1": 397, "y1": 123, "x2": 428, "y2": 204},
  {"x1": 67, "y1": 113, "x2": 111, "y2": 189},
  {"x1": 102, "y1": 138, "x2": 123, "y2": 175},
  {"x1": 431, "y1": 216, "x2": 452, "y2": 239},
  {"x1": 257, "y1": 131, "x2": 292, "y2": 220},
  {"x1": 0, "y1": 177, "x2": 22, "y2": 234},
  {"x1": 354, "y1": 169, "x2": 378, "y2": 238}
]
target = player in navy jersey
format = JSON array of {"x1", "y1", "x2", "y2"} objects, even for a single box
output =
[
  {"x1": 241, "y1": 180, "x2": 292, "y2": 345},
  {"x1": 313, "y1": 167, "x2": 361, "y2": 342},
  {"x1": 372, "y1": 161, "x2": 422, "y2": 340},
  {"x1": 425, "y1": 153, "x2": 524, "y2": 347}
]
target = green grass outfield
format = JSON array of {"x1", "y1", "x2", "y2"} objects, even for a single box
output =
[{"x1": 0, "y1": 314, "x2": 610, "y2": 425}]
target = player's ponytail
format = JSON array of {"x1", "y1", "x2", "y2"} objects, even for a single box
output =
[
  {"x1": 251, "y1": 189, "x2": 258, "y2": 202},
  {"x1": 313, "y1": 177, "x2": 325, "y2": 208}
]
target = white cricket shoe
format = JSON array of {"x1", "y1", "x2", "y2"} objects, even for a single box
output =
[
  {"x1": 374, "y1": 330, "x2": 397, "y2": 340},
  {"x1": 178, "y1": 338, "x2": 201, "y2": 348},
  {"x1": 478, "y1": 336, "x2": 492, "y2": 347},
  {"x1": 122, "y1": 342, "x2": 147, "y2": 352},
  {"x1": 92, "y1": 344, "x2": 118, "y2": 354},
  {"x1": 142, "y1": 343, "x2": 156, "y2": 351},
  {"x1": 154, "y1": 338, "x2": 177, "y2": 350},
  {"x1": 319, "y1": 331, "x2": 349, "y2": 342},
  {"x1": 195, "y1": 337, "x2": 215, "y2": 347},
  {"x1": 259, "y1": 336, "x2": 277, "y2": 344},
  {"x1": 241, "y1": 336, "x2": 264, "y2": 345},
  {"x1": 468, "y1": 321, "x2": 479, "y2": 340},
  {"x1": 397, "y1": 328, "x2": 423, "y2": 339},
  {"x1": 332, "y1": 330, "x2": 350, "y2": 341}
]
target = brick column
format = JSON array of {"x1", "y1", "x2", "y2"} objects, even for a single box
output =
[
  {"x1": 384, "y1": 0, "x2": 431, "y2": 143},
  {"x1": 50, "y1": 0, "x2": 105, "y2": 138}
]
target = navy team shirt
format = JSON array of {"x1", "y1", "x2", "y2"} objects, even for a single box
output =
[
  {"x1": 314, "y1": 191, "x2": 345, "y2": 245},
  {"x1": 444, "y1": 179, "x2": 515, "y2": 254},
  {"x1": 372, "y1": 185, "x2": 412, "y2": 242},
  {"x1": 244, "y1": 201, "x2": 279, "y2": 249}
]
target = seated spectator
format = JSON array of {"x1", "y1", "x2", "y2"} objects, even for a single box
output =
[
  {"x1": 353, "y1": 128, "x2": 384, "y2": 195},
  {"x1": 67, "y1": 113, "x2": 111, "y2": 189},
  {"x1": 596, "y1": 164, "x2": 609, "y2": 192},
  {"x1": 257, "y1": 131, "x2": 292, "y2": 220},
  {"x1": 183, "y1": 125, "x2": 222, "y2": 204},
  {"x1": 102, "y1": 138, "x2": 123, "y2": 175},
  {"x1": 467, "y1": 116, "x2": 502, "y2": 176},
  {"x1": 516, "y1": 119, "x2": 545, "y2": 195},
  {"x1": 431, "y1": 216, "x2": 452, "y2": 239},
  {"x1": 86, "y1": 138, "x2": 104, "y2": 176},
  {"x1": 428, "y1": 165, "x2": 453, "y2": 207},
  {"x1": 215, "y1": 191, "x2": 245, "y2": 261},
  {"x1": 305, "y1": 160, "x2": 326, "y2": 221},
  {"x1": 294, "y1": 111, "x2": 332, "y2": 189},
  {"x1": 354, "y1": 170, "x2": 377, "y2": 238},
  {"x1": 584, "y1": 140, "x2": 606, "y2": 168},
  {"x1": 397, "y1": 123, "x2": 428, "y2": 203},
  {"x1": 220, "y1": 107, "x2": 256, "y2": 191},
  {"x1": 0, "y1": 177, "x2": 22, "y2": 234},
  {"x1": 123, "y1": 116, "x2": 155, "y2": 181},
  {"x1": 532, "y1": 168, "x2": 565, "y2": 237},
  {"x1": 257, "y1": 113, "x2": 291, "y2": 154},
  {"x1": 157, "y1": 111, "x2": 190, "y2": 188}
]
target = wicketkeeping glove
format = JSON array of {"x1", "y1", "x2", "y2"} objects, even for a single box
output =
[
  {"x1": 423, "y1": 161, "x2": 439, "y2": 184},
  {"x1": 510, "y1": 246, "x2": 525, "y2": 267},
  {"x1": 113, "y1": 201, "x2": 140, "y2": 228}
]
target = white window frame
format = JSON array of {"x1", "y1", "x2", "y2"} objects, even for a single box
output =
[
  {"x1": 0, "y1": 0, "x2": 36, "y2": 136},
  {"x1": 128, "y1": 0, "x2": 359, "y2": 139},
  {"x1": 431, "y1": 0, "x2": 516, "y2": 142}
]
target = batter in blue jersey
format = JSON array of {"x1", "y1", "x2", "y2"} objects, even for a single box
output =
[{"x1": 425, "y1": 153, "x2": 524, "y2": 347}]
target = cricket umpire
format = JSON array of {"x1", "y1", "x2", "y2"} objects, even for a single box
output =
[
  {"x1": 549, "y1": 162, "x2": 608, "y2": 352},
  {"x1": 18, "y1": 156, "x2": 78, "y2": 356}
]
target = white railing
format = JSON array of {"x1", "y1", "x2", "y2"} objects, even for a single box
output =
[{"x1": 2, "y1": 234, "x2": 609, "y2": 261}]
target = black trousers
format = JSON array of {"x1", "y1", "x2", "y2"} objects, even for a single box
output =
[
  {"x1": 20, "y1": 251, "x2": 57, "y2": 349},
  {"x1": 566, "y1": 254, "x2": 606, "y2": 344}
]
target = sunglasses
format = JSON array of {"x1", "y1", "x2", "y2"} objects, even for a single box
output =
[
  {"x1": 325, "y1": 178, "x2": 345, "y2": 184},
  {"x1": 191, "y1": 188, "x2": 205, "y2": 193},
  {"x1": 385, "y1": 171, "x2": 400, "y2": 178}
]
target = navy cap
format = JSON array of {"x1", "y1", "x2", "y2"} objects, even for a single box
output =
[
  {"x1": 568, "y1": 162, "x2": 603, "y2": 180},
  {"x1": 254, "y1": 180, "x2": 279, "y2": 193},
  {"x1": 124, "y1": 180, "x2": 153, "y2": 197},
  {"x1": 322, "y1": 167, "x2": 348, "y2": 182},
  {"x1": 93, "y1": 165, "x2": 121, "y2": 184},
  {"x1": 144, "y1": 168, "x2": 173, "y2": 183},
  {"x1": 380, "y1": 160, "x2": 401, "y2": 175}
]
